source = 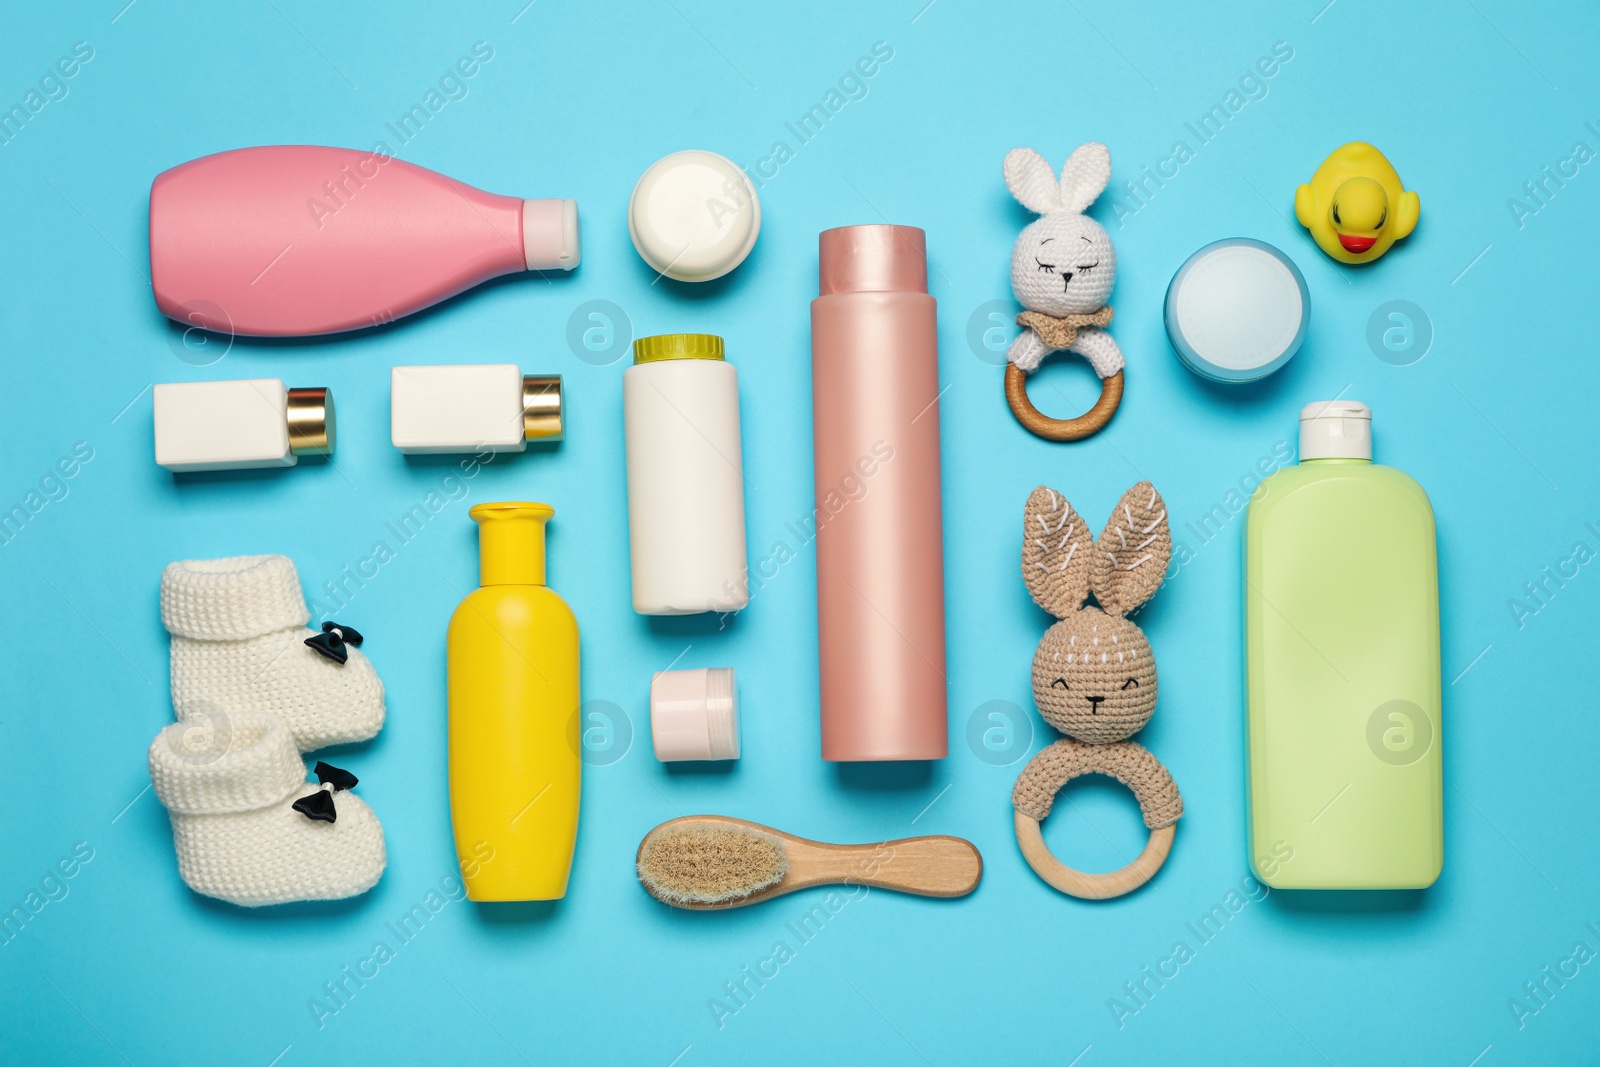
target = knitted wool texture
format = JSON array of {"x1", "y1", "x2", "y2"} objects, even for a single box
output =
[
  {"x1": 162, "y1": 555, "x2": 384, "y2": 752},
  {"x1": 149, "y1": 711, "x2": 386, "y2": 906},
  {"x1": 1004, "y1": 143, "x2": 1125, "y2": 379},
  {"x1": 1015, "y1": 483, "x2": 1182, "y2": 824},
  {"x1": 1013, "y1": 739, "x2": 1182, "y2": 829},
  {"x1": 1030, "y1": 607, "x2": 1157, "y2": 745},
  {"x1": 1016, "y1": 306, "x2": 1114, "y2": 352}
]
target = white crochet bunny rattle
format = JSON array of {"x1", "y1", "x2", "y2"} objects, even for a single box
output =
[{"x1": 1003, "y1": 142, "x2": 1124, "y2": 442}]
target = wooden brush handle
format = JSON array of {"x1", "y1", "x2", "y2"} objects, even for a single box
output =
[{"x1": 784, "y1": 834, "x2": 982, "y2": 898}]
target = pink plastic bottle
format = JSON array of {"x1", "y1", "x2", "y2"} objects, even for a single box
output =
[
  {"x1": 811, "y1": 224, "x2": 948, "y2": 761},
  {"x1": 149, "y1": 145, "x2": 579, "y2": 336}
]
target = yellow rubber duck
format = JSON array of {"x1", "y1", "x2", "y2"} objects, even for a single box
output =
[{"x1": 1295, "y1": 142, "x2": 1419, "y2": 264}]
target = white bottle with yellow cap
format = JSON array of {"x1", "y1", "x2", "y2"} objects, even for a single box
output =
[{"x1": 623, "y1": 334, "x2": 749, "y2": 615}]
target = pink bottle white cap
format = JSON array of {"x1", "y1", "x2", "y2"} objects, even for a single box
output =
[
  {"x1": 650, "y1": 667, "x2": 739, "y2": 761},
  {"x1": 522, "y1": 198, "x2": 581, "y2": 271}
]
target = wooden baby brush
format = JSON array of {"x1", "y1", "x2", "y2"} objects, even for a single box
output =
[{"x1": 636, "y1": 815, "x2": 982, "y2": 910}]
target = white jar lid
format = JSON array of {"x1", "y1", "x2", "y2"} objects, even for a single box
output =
[
  {"x1": 1165, "y1": 238, "x2": 1309, "y2": 383},
  {"x1": 628, "y1": 151, "x2": 760, "y2": 282},
  {"x1": 650, "y1": 667, "x2": 740, "y2": 761}
]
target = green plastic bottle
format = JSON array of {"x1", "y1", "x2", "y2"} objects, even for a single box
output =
[{"x1": 1245, "y1": 401, "x2": 1441, "y2": 889}]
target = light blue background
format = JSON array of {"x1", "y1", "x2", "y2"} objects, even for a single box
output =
[{"x1": 3, "y1": 1, "x2": 1597, "y2": 1063}]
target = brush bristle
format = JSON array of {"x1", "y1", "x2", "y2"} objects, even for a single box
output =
[{"x1": 637, "y1": 823, "x2": 789, "y2": 905}]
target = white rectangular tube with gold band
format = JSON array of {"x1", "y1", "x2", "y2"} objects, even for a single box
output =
[
  {"x1": 153, "y1": 379, "x2": 333, "y2": 472},
  {"x1": 390, "y1": 364, "x2": 562, "y2": 454}
]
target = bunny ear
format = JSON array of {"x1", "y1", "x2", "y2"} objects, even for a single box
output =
[
  {"x1": 1022, "y1": 486, "x2": 1094, "y2": 617},
  {"x1": 1092, "y1": 482, "x2": 1170, "y2": 616},
  {"x1": 1005, "y1": 148, "x2": 1062, "y2": 214},
  {"x1": 1058, "y1": 142, "x2": 1112, "y2": 214}
]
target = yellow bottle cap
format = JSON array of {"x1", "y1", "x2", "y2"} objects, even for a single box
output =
[{"x1": 632, "y1": 333, "x2": 725, "y2": 364}]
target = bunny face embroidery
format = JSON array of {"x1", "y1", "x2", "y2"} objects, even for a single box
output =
[
  {"x1": 1001, "y1": 143, "x2": 1127, "y2": 442},
  {"x1": 1012, "y1": 482, "x2": 1183, "y2": 899},
  {"x1": 1033, "y1": 609, "x2": 1156, "y2": 745},
  {"x1": 1011, "y1": 212, "x2": 1117, "y2": 318}
]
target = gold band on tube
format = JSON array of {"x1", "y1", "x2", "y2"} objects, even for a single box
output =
[
  {"x1": 287, "y1": 387, "x2": 335, "y2": 455},
  {"x1": 522, "y1": 375, "x2": 563, "y2": 442}
]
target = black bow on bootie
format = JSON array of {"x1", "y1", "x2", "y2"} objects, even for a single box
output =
[
  {"x1": 304, "y1": 621, "x2": 364, "y2": 665},
  {"x1": 292, "y1": 761, "x2": 360, "y2": 823}
]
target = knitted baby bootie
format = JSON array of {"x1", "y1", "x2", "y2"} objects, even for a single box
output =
[
  {"x1": 148, "y1": 710, "x2": 386, "y2": 907},
  {"x1": 162, "y1": 555, "x2": 384, "y2": 751}
]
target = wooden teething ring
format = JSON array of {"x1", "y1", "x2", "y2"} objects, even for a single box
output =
[
  {"x1": 1012, "y1": 741, "x2": 1179, "y2": 899},
  {"x1": 1005, "y1": 362, "x2": 1123, "y2": 442},
  {"x1": 1015, "y1": 810, "x2": 1174, "y2": 900}
]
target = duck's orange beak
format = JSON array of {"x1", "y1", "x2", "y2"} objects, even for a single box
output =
[{"x1": 1338, "y1": 234, "x2": 1377, "y2": 254}]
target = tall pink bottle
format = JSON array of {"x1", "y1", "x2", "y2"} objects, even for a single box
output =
[
  {"x1": 149, "y1": 145, "x2": 579, "y2": 336},
  {"x1": 811, "y1": 225, "x2": 948, "y2": 761}
]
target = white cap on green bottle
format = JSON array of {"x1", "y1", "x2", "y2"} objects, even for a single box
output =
[{"x1": 1300, "y1": 400, "x2": 1371, "y2": 460}]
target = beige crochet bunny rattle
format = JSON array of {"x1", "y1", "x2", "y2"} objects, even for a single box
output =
[{"x1": 1011, "y1": 482, "x2": 1181, "y2": 898}]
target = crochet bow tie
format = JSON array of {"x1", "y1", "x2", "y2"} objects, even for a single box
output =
[
  {"x1": 292, "y1": 762, "x2": 359, "y2": 823},
  {"x1": 1017, "y1": 305, "x2": 1114, "y2": 351},
  {"x1": 304, "y1": 621, "x2": 364, "y2": 665}
]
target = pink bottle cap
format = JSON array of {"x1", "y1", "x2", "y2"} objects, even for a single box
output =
[
  {"x1": 650, "y1": 668, "x2": 739, "y2": 761},
  {"x1": 818, "y1": 224, "x2": 928, "y2": 295}
]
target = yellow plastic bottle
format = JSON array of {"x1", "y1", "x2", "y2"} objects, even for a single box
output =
[{"x1": 448, "y1": 502, "x2": 581, "y2": 901}]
